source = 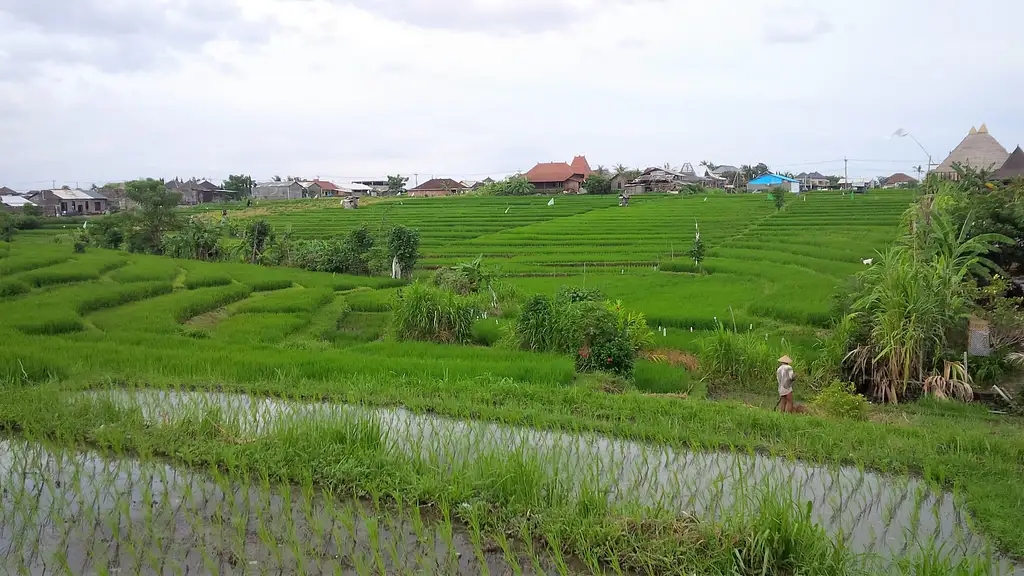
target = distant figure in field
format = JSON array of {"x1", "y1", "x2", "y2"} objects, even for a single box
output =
[
  {"x1": 776, "y1": 355, "x2": 796, "y2": 413},
  {"x1": 247, "y1": 198, "x2": 252, "y2": 208}
]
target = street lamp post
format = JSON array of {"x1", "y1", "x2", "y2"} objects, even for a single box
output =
[{"x1": 892, "y1": 129, "x2": 934, "y2": 175}]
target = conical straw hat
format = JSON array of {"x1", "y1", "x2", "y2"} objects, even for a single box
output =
[{"x1": 778, "y1": 355, "x2": 793, "y2": 364}]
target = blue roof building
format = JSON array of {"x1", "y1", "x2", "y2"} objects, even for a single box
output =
[{"x1": 747, "y1": 173, "x2": 801, "y2": 193}]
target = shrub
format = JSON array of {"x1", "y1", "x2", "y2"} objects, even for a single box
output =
[
  {"x1": 291, "y1": 226, "x2": 375, "y2": 275},
  {"x1": 511, "y1": 288, "x2": 640, "y2": 377},
  {"x1": 14, "y1": 215, "x2": 41, "y2": 230},
  {"x1": 161, "y1": 218, "x2": 223, "y2": 261},
  {"x1": 555, "y1": 285, "x2": 604, "y2": 306},
  {"x1": 771, "y1": 187, "x2": 786, "y2": 210},
  {"x1": 812, "y1": 381, "x2": 868, "y2": 420},
  {"x1": 0, "y1": 212, "x2": 14, "y2": 242},
  {"x1": 0, "y1": 279, "x2": 29, "y2": 298},
  {"x1": 606, "y1": 299, "x2": 655, "y2": 353},
  {"x1": 388, "y1": 225, "x2": 420, "y2": 279},
  {"x1": 573, "y1": 301, "x2": 634, "y2": 377},
  {"x1": 391, "y1": 281, "x2": 481, "y2": 344}
]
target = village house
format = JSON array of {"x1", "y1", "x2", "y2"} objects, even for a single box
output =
[
  {"x1": 0, "y1": 186, "x2": 16, "y2": 196},
  {"x1": 608, "y1": 173, "x2": 630, "y2": 192},
  {"x1": 352, "y1": 179, "x2": 389, "y2": 196},
  {"x1": 524, "y1": 156, "x2": 592, "y2": 193},
  {"x1": 838, "y1": 177, "x2": 872, "y2": 192},
  {"x1": 796, "y1": 172, "x2": 830, "y2": 189},
  {"x1": 26, "y1": 189, "x2": 108, "y2": 216},
  {"x1": 934, "y1": 125, "x2": 1009, "y2": 180},
  {"x1": 627, "y1": 166, "x2": 701, "y2": 194},
  {"x1": 883, "y1": 173, "x2": 918, "y2": 188},
  {"x1": 692, "y1": 164, "x2": 726, "y2": 188},
  {"x1": 747, "y1": 174, "x2": 801, "y2": 193},
  {"x1": 407, "y1": 178, "x2": 467, "y2": 198},
  {"x1": 336, "y1": 182, "x2": 375, "y2": 196},
  {"x1": 301, "y1": 179, "x2": 343, "y2": 197},
  {"x1": 992, "y1": 146, "x2": 1024, "y2": 181},
  {"x1": 253, "y1": 180, "x2": 308, "y2": 201},
  {"x1": 166, "y1": 178, "x2": 230, "y2": 205},
  {"x1": 1, "y1": 195, "x2": 35, "y2": 213}
]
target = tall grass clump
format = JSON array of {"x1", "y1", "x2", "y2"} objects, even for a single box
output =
[
  {"x1": 391, "y1": 281, "x2": 481, "y2": 344},
  {"x1": 842, "y1": 203, "x2": 1009, "y2": 403},
  {"x1": 698, "y1": 322, "x2": 780, "y2": 390}
]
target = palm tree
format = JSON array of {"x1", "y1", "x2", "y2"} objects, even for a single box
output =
[
  {"x1": 595, "y1": 165, "x2": 610, "y2": 176},
  {"x1": 614, "y1": 164, "x2": 628, "y2": 175},
  {"x1": 700, "y1": 160, "x2": 718, "y2": 171}
]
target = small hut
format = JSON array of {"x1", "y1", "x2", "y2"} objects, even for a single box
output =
[{"x1": 992, "y1": 146, "x2": 1024, "y2": 181}]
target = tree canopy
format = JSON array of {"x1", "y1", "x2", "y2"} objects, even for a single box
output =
[
  {"x1": 125, "y1": 178, "x2": 181, "y2": 253},
  {"x1": 222, "y1": 175, "x2": 255, "y2": 199},
  {"x1": 584, "y1": 173, "x2": 611, "y2": 195},
  {"x1": 387, "y1": 175, "x2": 409, "y2": 195}
]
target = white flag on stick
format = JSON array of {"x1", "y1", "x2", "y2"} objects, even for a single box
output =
[{"x1": 547, "y1": 198, "x2": 554, "y2": 206}]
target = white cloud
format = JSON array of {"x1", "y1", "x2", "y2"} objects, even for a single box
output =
[{"x1": 0, "y1": 0, "x2": 1022, "y2": 188}]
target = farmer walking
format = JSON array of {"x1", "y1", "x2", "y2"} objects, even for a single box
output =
[{"x1": 776, "y1": 355, "x2": 796, "y2": 413}]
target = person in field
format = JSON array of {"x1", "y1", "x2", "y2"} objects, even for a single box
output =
[{"x1": 776, "y1": 355, "x2": 796, "y2": 413}]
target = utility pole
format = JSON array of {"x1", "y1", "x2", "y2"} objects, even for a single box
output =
[
  {"x1": 843, "y1": 157, "x2": 849, "y2": 190},
  {"x1": 413, "y1": 173, "x2": 419, "y2": 186}
]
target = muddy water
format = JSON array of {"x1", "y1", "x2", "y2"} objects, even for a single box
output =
[
  {"x1": 95, "y1": 389, "x2": 1022, "y2": 573},
  {"x1": 0, "y1": 439, "x2": 583, "y2": 575}
]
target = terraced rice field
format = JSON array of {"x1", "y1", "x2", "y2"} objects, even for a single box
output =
[{"x1": 5, "y1": 191, "x2": 1024, "y2": 574}]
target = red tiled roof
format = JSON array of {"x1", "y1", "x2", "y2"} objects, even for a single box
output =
[
  {"x1": 410, "y1": 178, "x2": 467, "y2": 191},
  {"x1": 570, "y1": 156, "x2": 592, "y2": 178},
  {"x1": 886, "y1": 173, "x2": 917, "y2": 184},
  {"x1": 314, "y1": 179, "x2": 339, "y2": 191},
  {"x1": 525, "y1": 162, "x2": 575, "y2": 183}
]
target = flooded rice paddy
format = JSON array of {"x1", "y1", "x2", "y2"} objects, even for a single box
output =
[
  {"x1": 81, "y1": 389, "x2": 1019, "y2": 573},
  {"x1": 1, "y1": 389, "x2": 1019, "y2": 574},
  {"x1": 0, "y1": 437, "x2": 582, "y2": 575}
]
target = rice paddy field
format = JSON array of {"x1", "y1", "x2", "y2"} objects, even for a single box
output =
[{"x1": 3, "y1": 190, "x2": 1024, "y2": 575}]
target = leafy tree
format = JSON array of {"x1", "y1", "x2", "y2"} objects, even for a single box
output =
[
  {"x1": 272, "y1": 175, "x2": 283, "y2": 182},
  {"x1": 827, "y1": 175, "x2": 842, "y2": 188},
  {"x1": 126, "y1": 178, "x2": 181, "y2": 253},
  {"x1": 614, "y1": 164, "x2": 628, "y2": 175},
  {"x1": 583, "y1": 173, "x2": 611, "y2": 195},
  {"x1": 222, "y1": 174, "x2": 255, "y2": 200},
  {"x1": 22, "y1": 203, "x2": 42, "y2": 218},
  {"x1": 342, "y1": 225, "x2": 374, "y2": 275},
  {"x1": 86, "y1": 211, "x2": 132, "y2": 249},
  {"x1": 388, "y1": 225, "x2": 420, "y2": 279},
  {"x1": 621, "y1": 169, "x2": 642, "y2": 182},
  {"x1": 771, "y1": 187, "x2": 787, "y2": 211},
  {"x1": 700, "y1": 160, "x2": 719, "y2": 171},
  {"x1": 0, "y1": 212, "x2": 15, "y2": 242},
  {"x1": 235, "y1": 219, "x2": 275, "y2": 264},
  {"x1": 594, "y1": 165, "x2": 609, "y2": 176},
  {"x1": 387, "y1": 174, "x2": 409, "y2": 195}
]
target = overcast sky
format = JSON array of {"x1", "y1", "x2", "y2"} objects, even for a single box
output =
[{"x1": 1, "y1": 0, "x2": 1022, "y2": 190}]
